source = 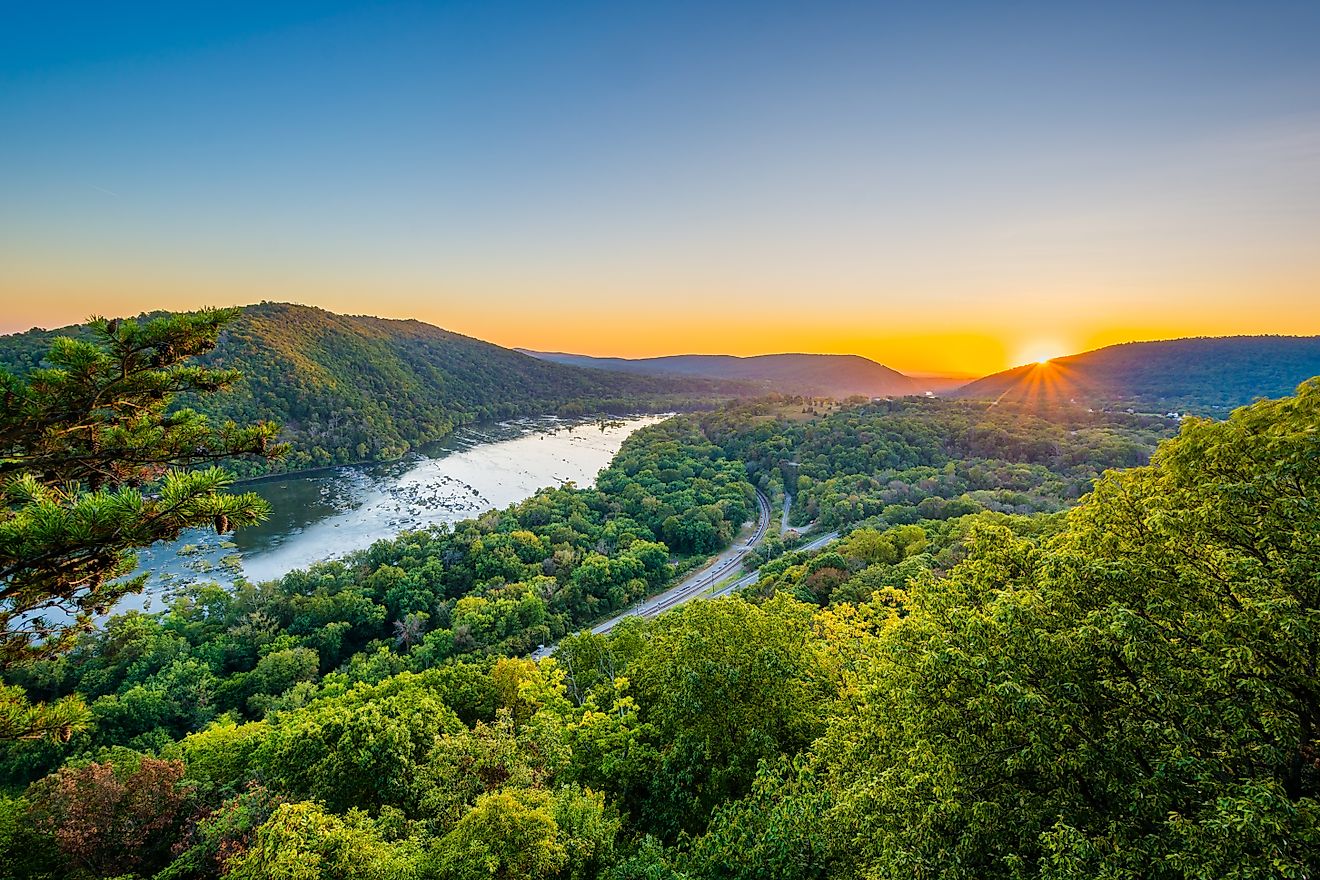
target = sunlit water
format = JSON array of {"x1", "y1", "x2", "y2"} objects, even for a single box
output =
[{"x1": 126, "y1": 414, "x2": 665, "y2": 612}]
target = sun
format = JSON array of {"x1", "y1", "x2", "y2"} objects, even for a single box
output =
[{"x1": 1018, "y1": 341, "x2": 1068, "y2": 367}]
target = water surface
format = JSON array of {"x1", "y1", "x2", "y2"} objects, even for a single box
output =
[{"x1": 128, "y1": 414, "x2": 663, "y2": 611}]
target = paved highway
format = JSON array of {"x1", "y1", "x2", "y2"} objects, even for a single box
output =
[
  {"x1": 532, "y1": 489, "x2": 775, "y2": 659},
  {"x1": 531, "y1": 493, "x2": 841, "y2": 659},
  {"x1": 709, "y1": 528, "x2": 840, "y2": 598}
]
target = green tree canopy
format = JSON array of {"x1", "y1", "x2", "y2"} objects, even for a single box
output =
[
  {"x1": 816, "y1": 379, "x2": 1320, "y2": 879},
  {"x1": 0, "y1": 309, "x2": 282, "y2": 738}
]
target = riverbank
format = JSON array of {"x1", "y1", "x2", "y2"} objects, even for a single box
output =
[
  {"x1": 124, "y1": 414, "x2": 668, "y2": 611},
  {"x1": 230, "y1": 412, "x2": 665, "y2": 486}
]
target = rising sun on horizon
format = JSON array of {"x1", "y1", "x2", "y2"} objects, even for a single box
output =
[
  {"x1": 3, "y1": 3, "x2": 1320, "y2": 375},
  {"x1": 1018, "y1": 342, "x2": 1069, "y2": 367}
]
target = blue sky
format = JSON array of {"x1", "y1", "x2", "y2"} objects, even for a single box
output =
[{"x1": 3, "y1": 1, "x2": 1319, "y2": 373}]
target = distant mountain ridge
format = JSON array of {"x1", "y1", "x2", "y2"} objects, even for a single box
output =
[
  {"x1": 519, "y1": 350, "x2": 922, "y2": 398},
  {"x1": 955, "y1": 335, "x2": 1320, "y2": 410},
  {"x1": 0, "y1": 303, "x2": 744, "y2": 474}
]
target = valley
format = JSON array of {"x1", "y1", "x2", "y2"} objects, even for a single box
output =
[
  {"x1": 2, "y1": 308, "x2": 1317, "y2": 880},
  {"x1": 5, "y1": 8, "x2": 1318, "y2": 877}
]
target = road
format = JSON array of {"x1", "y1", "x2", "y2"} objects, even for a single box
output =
[
  {"x1": 531, "y1": 495, "x2": 843, "y2": 659},
  {"x1": 709, "y1": 528, "x2": 840, "y2": 597},
  {"x1": 531, "y1": 489, "x2": 774, "y2": 659},
  {"x1": 780, "y1": 492, "x2": 793, "y2": 535}
]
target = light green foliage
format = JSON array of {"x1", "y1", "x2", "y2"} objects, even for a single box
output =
[
  {"x1": 418, "y1": 710, "x2": 543, "y2": 829},
  {"x1": 551, "y1": 784, "x2": 621, "y2": 880},
  {"x1": 254, "y1": 674, "x2": 463, "y2": 812},
  {"x1": 176, "y1": 717, "x2": 269, "y2": 792},
  {"x1": 432, "y1": 787, "x2": 566, "y2": 880},
  {"x1": 562, "y1": 686, "x2": 649, "y2": 797},
  {"x1": 814, "y1": 380, "x2": 1320, "y2": 879},
  {"x1": 226, "y1": 801, "x2": 421, "y2": 880},
  {"x1": 835, "y1": 524, "x2": 927, "y2": 565},
  {"x1": 430, "y1": 785, "x2": 617, "y2": 880}
]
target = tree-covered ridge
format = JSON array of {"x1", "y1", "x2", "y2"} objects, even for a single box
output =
[
  {"x1": 957, "y1": 334, "x2": 1320, "y2": 411},
  {"x1": 3, "y1": 382, "x2": 1318, "y2": 878},
  {"x1": 0, "y1": 303, "x2": 747, "y2": 474},
  {"x1": 700, "y1": 397, "x2": 1174, "y2": 530}
]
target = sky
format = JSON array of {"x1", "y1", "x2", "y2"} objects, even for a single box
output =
[{"x1": 2, "y1": 1, "x2": 1319, "y2": 376}]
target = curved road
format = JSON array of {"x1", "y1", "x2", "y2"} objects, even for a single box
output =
[
  {"x1": 532, "y1": 490, "x2": 773, "y2": 658},
  {"x1": 709, "y1": 527, "x2": 840, "y2": 598}
]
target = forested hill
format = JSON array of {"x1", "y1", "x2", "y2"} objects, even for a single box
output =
[
  {"x1": 0, "y1": 303, "x2": 744, "y2": 473},
  {"x1": 955, "y1": 335, "x2": 1320, "y2": 411},
  {"x1": 520, "y1": 350, "x2": 921, "y2": 398}
]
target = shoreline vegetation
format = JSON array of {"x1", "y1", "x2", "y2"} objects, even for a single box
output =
[
  {"x1": 1, "y1": 308, "x2": 1316, "y2": 879},
  {"x1": 226, "y1": 413, "x2": 659, "y2": 488},
  {"x1": 0, "y1": 302, "x2": 752, "y2": 479}
]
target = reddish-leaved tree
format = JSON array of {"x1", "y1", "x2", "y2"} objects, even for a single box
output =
[{"x1": 27, "y1": 756, "x2": 192, "y2": 876}]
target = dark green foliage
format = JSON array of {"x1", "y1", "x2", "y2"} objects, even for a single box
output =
[
  {"x1": 686, "y1": 759, "x2": 835, "y2": 880},
  {"x1": 1, "y1": 381, "x2": 1317, "y2": 879},
  {"x1": 0, "y1": 309, "x2": 281, "y2": 743},
  {"x1": 0, "y1": 794, "x2": 62, "y2": 880},
  {"x1": 0, "y1": 303, "x2": 744, "y2": 475},
  {"x1": 158, "y1": 783, "x2": 287, "y2": 880}
]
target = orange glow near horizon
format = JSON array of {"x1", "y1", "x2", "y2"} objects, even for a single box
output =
[
  {"x1": 989, "y1": 359, "x2": 1090, "y2": 408},
  {"x1": 3, "y1": 278, "x2": 1319, "y2": 378},
  {"x1": 1016, "y1": 340, "x2": 1071, "y2": 367},
  {"x1": 4, "y1": 3, "x2": 1320, "y2": 379},
  {"x1": 2, "y1": 261, "x2": 1320, "y2": 377}
]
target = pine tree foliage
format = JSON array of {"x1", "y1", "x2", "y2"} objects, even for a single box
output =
[{"x1": 0, "y1": 309, "x2": 282, "y2": 737}]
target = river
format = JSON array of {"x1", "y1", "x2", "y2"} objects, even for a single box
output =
[{"x1": 125, "y1": 414, "x2": 665, "y2": 612}]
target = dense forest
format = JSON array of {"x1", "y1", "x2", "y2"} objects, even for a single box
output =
[
  {"x1": 0, "y1": 413, "x2": 755, "y2": 786},
  {"x1": 1, "y1": 314, "x2": 1316, "y2": 878},
  {"x1": 958, "y1": 335, "x2": 1320, "y2": 411},
  {"x1": 700, "y1": 398, "x2": 1173, "y2": 530},
  {"x1": 0, "y1": 303, "x2": 746, "y2": 474}
]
